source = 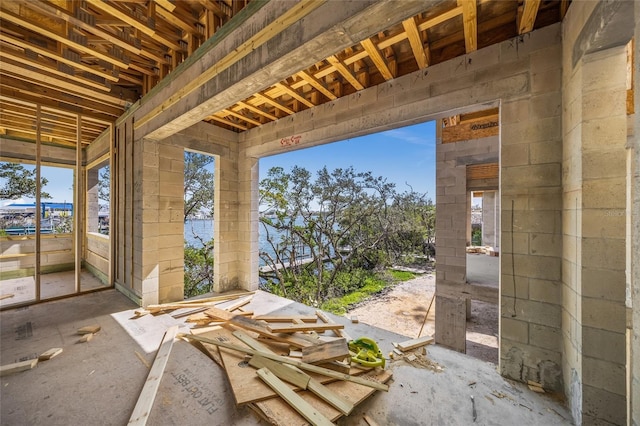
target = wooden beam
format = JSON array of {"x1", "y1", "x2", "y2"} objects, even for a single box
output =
[
  {"x1": 0, "y1": 47, "x2": 110, "y2": 92},
  {"x1": 458, "y1": 0, "x2": 477, "y2": 52},
  {"x1": 180, "y1": 333, "x2": 389, "y2": 391},
  {"x1": 154, "y1": 0, "x2": 176, "y2": 12},
  {"x1": 0, "y1": 59, "x2": 128, "y2": 107},
  {"x1": 0, "y1": 7, "x2": 130, "y2": 69},
  {"x1": 560, "y1": 0, "x2": 569, "y2": 20},
  {"x1": 234, "y1": 101, "x2": 278, "y2": 121},
  {"x1": 22, "y1": 1, "x2": 143, "y2": 56},
  {"x1": 518, "y1": 0, "x2": 541, "y2": 34},
  {"x1": 85, "y1": 0, "x2": 155, "y2": 37},
  {"x1": 134, "y1": 0, "x2": 325, "y2": 132},
  {"x1": 326, "y1": 55, "x2": 364, "y2": 91},
  {"x1": 0, "y1": 91, "x2": 113, "y2": 124},
  {"x1": 274, "y1": 83, "x2": 315, "y2": 108},
  {"x1": 206, "y1": 114, "x2": 247, "y2": 131},
  {"x1": 256, "y1": 368, "x2": 335, "y2": 426},
  {"x1": 296, "y1": 70, "x2": 336, "y2": 100},
  {"x1": 266, "y1": 323, "x2": 344, "y2": 334},
  {"x1": 219, "y1": 109, "x2": 261, "y2": 127},
  {"x1": 253, "y1": 93, "x2": 295, "y2": 115},
  {"x1": 128, "y1": 326, "x2": 178, "y2": 426},
  {"x1": 417, "y1": 5, "x2": 464, "y2": 32},
  {"x1": 0, "y1": 358, "x2": 38, "y2": 377},
  {"x1": 402, "y1": 17, "x2": 429, "y2": 69},
  {"x1": 0, "y1": 32, "x2": 119, "y2": 82},
  {"x1": 360, "y1": 39, "x2": 393, "y2": 80}
]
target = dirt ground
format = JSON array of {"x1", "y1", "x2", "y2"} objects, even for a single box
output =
[{"x1": 347, "y1": 270, "x2": 499, "y2": 364}]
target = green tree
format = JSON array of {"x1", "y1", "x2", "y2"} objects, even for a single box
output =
[
  {"x1": 98, "y1": 165, "x2": 110, "y2": 203},
  {"x1": 0, "y1": 162, "x2": 51, "y2": 200},
  {"x1": 259, "y1": 166, "x2": 400, "y2": 305},
  {"x1": 183, "y1": 152, "x2": 215, "y2": 297},
  {"x1": 184, "y1": 152, "x2": 214, "y2": 220}
]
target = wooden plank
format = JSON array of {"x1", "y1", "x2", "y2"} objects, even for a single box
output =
[
  {"x1": 397, "y1": 335, "x2": 434, "y2": 352},
  {"x1": 458, "y1": 0, "x2": 477, "y2": 53},
  {"x1": 253, "y1": 315, "x2": 318, "y2": 323},
  {"x1": 466, "y1": 163, "x2": 499, "y2": 181},
  {"x1": 229, "y1": 316, "x2": 314, "y2": 348},
  {"x1": 267, "y1": 323, "x2": 344, "y2": 334},
  {"x1": 302, "y1": 339, "x2": 349, "y2": 364},
  {"x1": 180, "y1": 333, "x2": 389, "y2": 391},
  {"x1": 234, "y1": 329, "x2": 353, "y2": 414},
  {"x1": 128, "y1": 326, "x2": 178, "y2": 426},
  {"x1": 326, "y1": 55, "x2": 364, "y2": 90},
  {"x1": 253, "y1": 369, "x2": 393, "y2": 425},
  {"x1": 360, "y1": 38, "x2": 394, "y2": 80},
  {"x1": 0, "y1": 358, "x2": 38, "y2": 376},
  {"x1": 249, "y1": 355, "x2": 310, "y2": 389},
  {"x1": 402, "y1": 17, "x2": 429, "y2": 69},
  {"x1": 256, "y1": 368, "x2": 335, "y2": 426},
  {"x1": 315, "y1": 310, "x2": 353, "y2": 342},
  {"x1": 0, "y1": 294, "x2": 15, "y2": 300},
  {"x1": 39, "y1": 348, "x2": 63, "y2": 361},
  {"x1": 296, "y1": 70, "x2": 337, "y2": 100},
  {"x1": 202, "y1": 306, "x2": 251, "y2": 321},
  {"x1": 518, "y1": 0, "x2": 541, "y2": 34},
  {"x1": 234, "y1": 101, "x2": 278, "y2": 121},
  {"x1": 79, "y1": 333, "x2": 94, "y2": 343},
  {"x1": 274, "y1": 82, "x2": 315, "y2": 108},
  {"x1": 77, "y1": 325, "x2": 101, "y2": 335}
]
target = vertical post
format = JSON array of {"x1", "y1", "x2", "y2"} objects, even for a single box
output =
[
  {"x1": 35, "y1": 105, "x2": 41, "y2": 302},
  {"x1": 75, "y1": 114, "x2": 82, "y2": 292},
  {"x1": 109, "y1": 124, "x2": 115, "y2": 287}
]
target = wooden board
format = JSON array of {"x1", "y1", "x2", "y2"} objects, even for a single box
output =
[
  {"x1": 77, "y1": 324, "x2": 101, "y2": 334},
  {"x1": 128, "y1": 326, "x2": 178, "y2": 426},
  {"x1": 253, "y1": 315, "x2": 318, "y2": 323},
  {"x1": 267, "y1": 323, "x2": 344, "y2": 334},
  {"x1": 38, "y1": 348, "x2": 63, "y2": 361},
  {"x1": 256, "y1": 368, "x2": 335, "y2": 426},
  {"x1": 253, "y1": 369, "x2": 393, "y2": 425},
  {"x1": 302, "y1": 339, "x2": 349, "y2": 364},
  {"x1": 230, "y1": 316, "x2": 315, "y2": 348},
  {"x1": 0, "y1": 358, "x2": 38, "y2": 376},
  {"x1": 397, "y1": 336, "x2": 434, "y2": 351},
  {"x1": 196, "y1": 328, "x2": 369, "y2": 406},
  {"x1": 203, "y1": 306, "x2": 252, "y2": 321}
]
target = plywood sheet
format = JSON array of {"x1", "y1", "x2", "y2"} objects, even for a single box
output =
[{"x1": 253, "y1": 369, "x2": 393, "y2": 425}]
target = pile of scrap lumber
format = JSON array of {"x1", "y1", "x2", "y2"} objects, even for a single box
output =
[
  {"x1": 128, "y1": 293, "x2": 392, "y2": 424},
  {"x1": 180, "y1": 310, "x2": 392, "y2": 425}
]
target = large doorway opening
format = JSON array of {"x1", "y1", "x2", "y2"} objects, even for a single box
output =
[{"x1": 257, "y1": 120, "x2": 437, "y2": 341}]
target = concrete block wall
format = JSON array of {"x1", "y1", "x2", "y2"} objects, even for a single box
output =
[
  {"x1": 562, "y1": 2, "x2": 630, "y2": 423},
  {"x1": 240, "y1": 22, "x2": 566, "y2": 391},
  {"x1": 435, "y1": 134, "x2": 498, "y2": 352}
]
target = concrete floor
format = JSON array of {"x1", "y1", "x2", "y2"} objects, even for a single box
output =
[
  {"x1": 0, "y1": 289, "x2": 571, "y2": 425},
  {"x1": 1, "y1": 269, "x2": 108, "y2": 308}
]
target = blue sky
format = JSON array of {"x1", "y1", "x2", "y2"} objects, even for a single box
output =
[
  {"x1": 259, "y1": 120, "x2": 437, "y2": 198},
  {"x1": 2, "y1": 120, "x2": 436, "y2": 205}
]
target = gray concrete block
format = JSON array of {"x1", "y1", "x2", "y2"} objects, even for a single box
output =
[
  {"x1": 583, "y1": 356, "x2": 626, "y2": 396},
  {"x1": 581, "y1": 236, "x2": 625, "y2": 271},
  {"x1": 501, "y1": 297, "x2": 561, "y2": 328},
  {"x1": 528, "y1": 279, "x2": 561, "y2": 304},
  {"x1": 582, "y1": 384, "x2": 626, "y2": 426},
  {"x1": 529, "y1": 323, "x2": 561, "y2": 351},
  {"x1": 501, "y1": 317, "x2": 529, "y2": 344},
  {"x1": 582, "y1": 297, "x2": 626, "y2": 333},
  {"x1": 581, "y1": 268, "x2": 626, "y2": 302},
  {"x1": 530, "y1": 232, "x2": 561, "y2": 257},
  {"x1": 582, "y1": 327, "x2": 626, "y2": 365}
]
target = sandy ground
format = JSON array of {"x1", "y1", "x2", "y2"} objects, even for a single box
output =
[{"x1": 347, "y1": 271, "x2": 499, "y2": 363}]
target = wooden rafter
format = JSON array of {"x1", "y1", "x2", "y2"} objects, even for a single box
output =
[
  {"x1": 220, "y1": 109, "x2": 261, "y2": 127},
  {"x1": 325, "y1": 55, "x2": 364, "y2": 91},
  {"x1": 207, "y1": 114, "x2": 247, "y2": 131},
  {"x1": 518, "y1": 0, "x2": 541, "y2": 34},
  {"x1": 254, "y1": 93, "x2": 295, "y2": 115},
  {"x1": 402, "y1": 17, "x2": 429, "y2": 70},
  {"x1": 234, "y1": 101, "x2": 278, "y2": 122},
  {"x1": 360, "y1": 38, "x2": 393, "y2": 80},
  {"x1": 297, "y1": 71, "x2": 337, "y2": 100},
  {"x1": 458, "y1": 0, "x2": 477, "y2": 53},
  {"x1": 274, "y1": 83, "x2": 315, "y2": 108},
  {"x1": 0, "y1": 7, "x2": 130, "y2": 69}
]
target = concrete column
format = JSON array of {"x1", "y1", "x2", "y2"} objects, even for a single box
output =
[{"x1": 482, "y1": 191, "x2": 498, "y2": 249}]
